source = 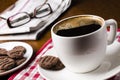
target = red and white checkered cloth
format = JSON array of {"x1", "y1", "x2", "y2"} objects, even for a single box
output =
[
  {"x1": 8, "y1": 38, "x2": 53, "y2": 80},
  {"x1": 9, "y1": 30, "x2": 120, "y2": 80}
]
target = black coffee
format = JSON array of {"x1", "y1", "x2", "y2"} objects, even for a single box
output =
[{"x1": 56, "y1": 24, "x2": 101, "y2": 37}]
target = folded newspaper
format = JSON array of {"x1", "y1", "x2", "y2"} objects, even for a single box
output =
[{"x1": 0, "y1": 0, "x2": 71, "y2": 40}]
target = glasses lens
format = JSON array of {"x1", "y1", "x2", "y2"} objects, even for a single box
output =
[
  {"x1": 9, "y1": 12, "x2": 30, "y2": 27},
  {"x1": 36, "y1": 4, "x2": 52, "y2": 18}
]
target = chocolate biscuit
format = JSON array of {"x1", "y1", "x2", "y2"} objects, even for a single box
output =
[
  {"x1": 0, "y1": 56, "x2": 15, "y2": 70},
  {"x1": 0, "y1": 48, "x2": 8, "y2": 56},
  {"x1": 51, "y1": 59, "x2": 65, "y2": 70},
  {"x1": 7, "y1": 48, "x2": 25, "y2": 59},
  {"x1": 13, "y1": 46, "x2": 26, "y2": 53},
  {"x1": 39, "y1": 55, "x2": 65, "y2": 70},
  {"x1": 39, "y1": 55, "x2": 59, "y2": 69},
  {"x1": 15, "y1": 57, "x2": 26, "y2": 66}
]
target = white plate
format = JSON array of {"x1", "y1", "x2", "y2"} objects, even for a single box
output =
[
  {"x1": 0, "y1": 42, "x2": 33, "y2": 76},
  {"x1": 37, "y1": 47, "x2": 120, "y2": 80}
]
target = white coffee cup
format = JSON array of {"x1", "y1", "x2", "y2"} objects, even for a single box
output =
[{"x1": 51, "y1": 15, "x2": 117, "y2": 73}]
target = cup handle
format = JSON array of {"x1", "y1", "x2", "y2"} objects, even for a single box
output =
[{"x1": 105, "y1": 19, "x2": 117, "y2": 45}]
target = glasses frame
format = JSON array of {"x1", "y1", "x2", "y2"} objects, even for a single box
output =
[{"x1": 7, "y1": 3, "x2": 52, "y2": 28}]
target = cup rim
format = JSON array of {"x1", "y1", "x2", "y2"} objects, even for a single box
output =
[{"x1": 51, "y1": 15, "x2": 105, "y2": 38}]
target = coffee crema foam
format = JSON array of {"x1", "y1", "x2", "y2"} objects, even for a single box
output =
[{"x1": 53, "y1": 16, "x2": 103, "y2": 33}]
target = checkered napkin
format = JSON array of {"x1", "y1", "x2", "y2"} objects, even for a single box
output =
[{"x1": 9, "y1": 30, "x2": 120, "y2": 80}]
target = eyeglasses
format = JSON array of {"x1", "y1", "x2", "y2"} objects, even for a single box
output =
[{"x1": 0, "y1": 0, "x2": 52, "y2": 28}]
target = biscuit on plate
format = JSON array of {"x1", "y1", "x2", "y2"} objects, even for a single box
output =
[
  {"x1": 15, "y1": 57, "x2": 26, "y2": 66},
  {"x1": 0, "y1": 56, "x2": 15, "y2": 70},
  {"x1": 7, "y1": 48, "x2": 25, "y2": 59},
  {"x1": 0, "y1": 48, "x2": 8, "y2": 56}
]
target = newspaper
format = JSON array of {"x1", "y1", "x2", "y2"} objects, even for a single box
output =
[{"x1": 0, "y1": 0, "x2": 71, "y2": 40}]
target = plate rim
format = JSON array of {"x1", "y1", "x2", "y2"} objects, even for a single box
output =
[{"x1": 0, "y1": 41, "x2": 33, "y2": 76}]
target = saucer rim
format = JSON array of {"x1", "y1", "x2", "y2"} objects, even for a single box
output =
[{"x1": 37, "y1": 47, "x2": 120, "y2": 80}]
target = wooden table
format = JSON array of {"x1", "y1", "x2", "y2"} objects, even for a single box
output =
[{"x1": 0, "y1": 0, "x2": 120, "y2": 79}]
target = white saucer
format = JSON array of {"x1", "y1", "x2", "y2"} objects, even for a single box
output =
[
  {"x1": 37, "y1": 47, "x2": 120, "y2": 80},
  {"x1": 0, "y1": 42, "x2": 33, "y2": 76}
]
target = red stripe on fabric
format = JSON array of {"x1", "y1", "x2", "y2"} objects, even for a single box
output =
[
  {"x1": 118, "y1": 38, "x2": 120, "y2": 42},
  {"x1": 107, "y1": 28, "x2": 120, "y2": 31},
  {"x1": 117, "y1": 28, "x2": 120, "y2": 32},
  {"x1": 32, "y1": 72, "x2": 40, "y2": 79},
  {"x1": 16, "y1": 65, "x2": 36, "y2": 80},
  {"x1": 30, "y1": 66, "x2": 36, "y2": 69},
  {"x1": 19, "y1": 65, "x2": 36, "y2": 79},
  {"x1": 8, "y1": 70, "x2": 21, "y2": 80},
  {"x1": 36, "y1": 38, "x2": 52, "y2": 55},
  {"x1": 19, "y1": 67, "x2": 34, "y2": 80},
  {"x1": 41, "y1": 46, "x2": 53, "y2": 56}
]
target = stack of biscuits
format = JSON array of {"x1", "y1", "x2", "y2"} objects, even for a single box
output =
[{"x1": 0, "y1": 46, "x2": 26, "y2": 73}]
